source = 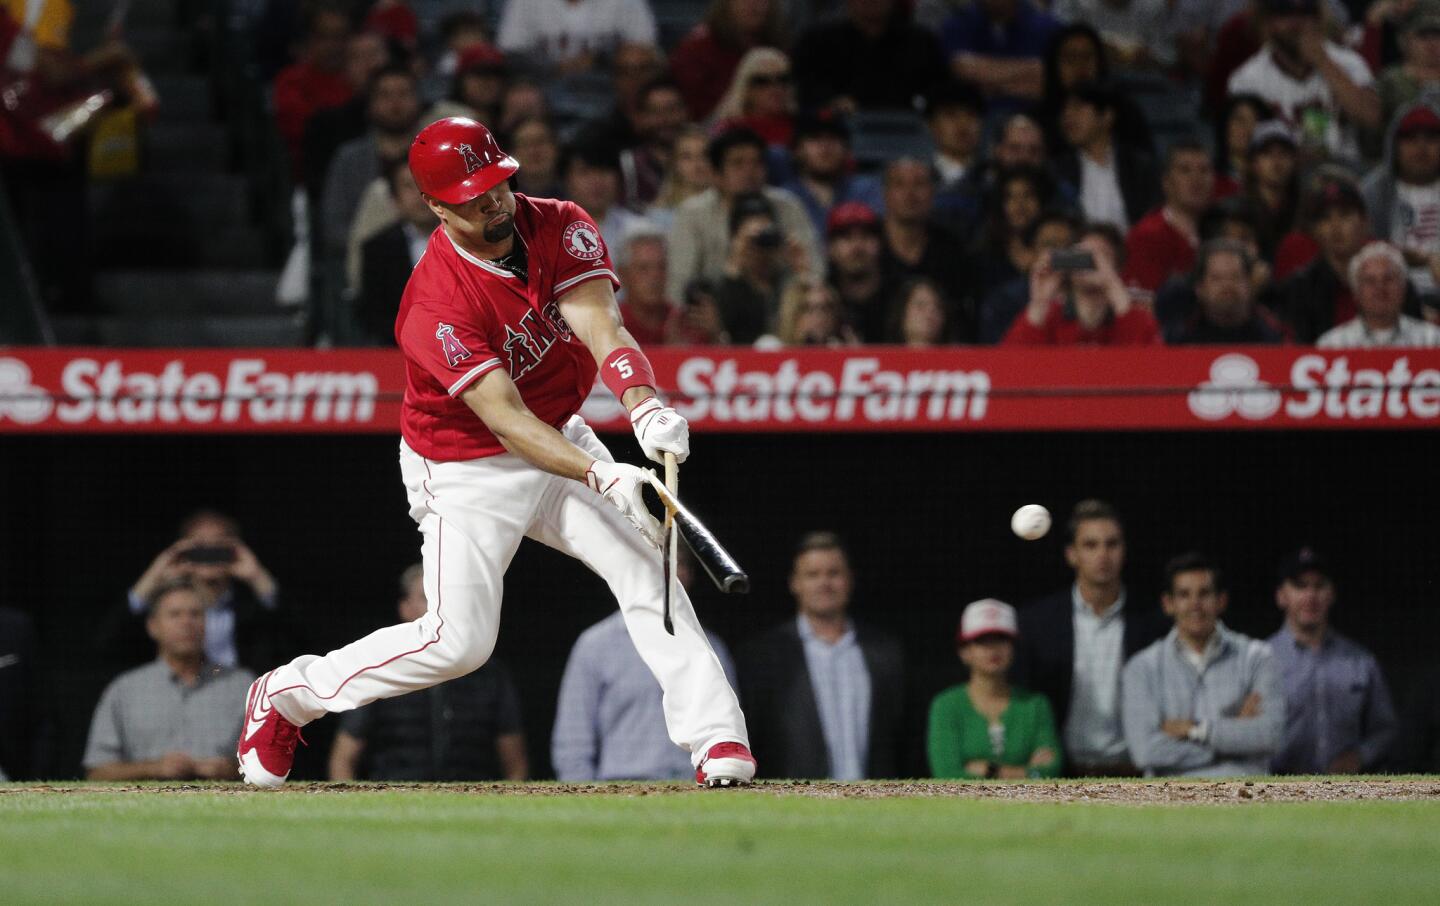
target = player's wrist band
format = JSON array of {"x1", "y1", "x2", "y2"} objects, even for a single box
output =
[{"x1": 600, "y1": 347, "x2": 657, "y2": 402}]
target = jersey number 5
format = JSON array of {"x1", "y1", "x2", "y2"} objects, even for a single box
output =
[{"x1": 611, "y1": 355, "x2": 633, "y2": 379}]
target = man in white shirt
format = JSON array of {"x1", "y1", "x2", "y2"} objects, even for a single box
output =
[
  {"x1": 1362, "y1": 101, "x2": 1440, "y2": 295},
  {"x1": 497, "y1": 0, "x2": 658, "y2": 73},
  {"x1": 1227, "y1": 0, "x2": 1379, "y2": 164},
  {"x1": 1318, "y1": 240, "x2": 1440, "y2": 346},
  {"x1": 1055, "y1": 80, "x2": 1159, "y2": 231}
]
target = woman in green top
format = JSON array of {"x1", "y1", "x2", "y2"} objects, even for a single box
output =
[{"x1": 928, "y1": 598, "x2": 1061, "y2": 779}]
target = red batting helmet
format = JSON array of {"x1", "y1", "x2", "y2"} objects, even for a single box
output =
[{"x1": 408, "y1": 117, "x2": 519, "y2": 205}]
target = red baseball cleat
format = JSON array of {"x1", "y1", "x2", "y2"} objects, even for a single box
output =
[
  {"x1": 237, "y1": 671, "x2": 304, "y2": 788},
  {"x1": 695, "y1": 741, "x2": 757, "y2": 788}
]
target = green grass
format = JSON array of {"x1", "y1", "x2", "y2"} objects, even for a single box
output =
[{"x1": 2, "y1": 784, "x2": 1438, "y2": 905}]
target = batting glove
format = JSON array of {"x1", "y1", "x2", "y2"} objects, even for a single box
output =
[
  {"x1": 630, "y1": 396, "x2": 690, "y2": 465},
  {"x1": 585, "y1": 459, "x2": 662, "y2": 548}
]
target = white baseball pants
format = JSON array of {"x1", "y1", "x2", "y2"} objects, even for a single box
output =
[{"x1": 265, "y1": 416, "x2": 748, "y2": 765}]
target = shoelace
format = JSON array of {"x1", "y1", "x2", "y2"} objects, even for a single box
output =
[{"x1": 272, "y1": 720, "x2": 306, "y2": 755}]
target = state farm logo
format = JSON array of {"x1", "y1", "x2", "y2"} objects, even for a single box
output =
[
  {"x1": 0, "y1": 357, "x2": 54, "y2": 423},
  {"x1": 1187, "y1": 354, "x2": 1282, "y2": 421},
  {"x1": 2, "y1": 357, "x2": 379, "y2": 425},
  {"x1": 1189, "y1": 353, "x2": 1440, "y2": 422}
]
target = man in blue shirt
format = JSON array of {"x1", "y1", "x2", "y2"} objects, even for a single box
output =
[
  {"x1": 942, "y1": 0, "x2": 1061, "y2": 110},
  {"x1": 1268, "y1": 547, "x2": 1397, "y2": 774}
]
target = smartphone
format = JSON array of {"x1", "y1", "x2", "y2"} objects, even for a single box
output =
[
  {"x1": 182, "y1": 544, "x2": 237, "y2": 565},
  {"x1": 1050, "y1": 249, "x2": 1096, "y2": 272}
]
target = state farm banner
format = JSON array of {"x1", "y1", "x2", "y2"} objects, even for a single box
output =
[{"x1": 2, "y1": 347, "x2": 1439, "y2": 433}]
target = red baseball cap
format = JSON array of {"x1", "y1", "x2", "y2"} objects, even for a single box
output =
[
  {"x1": 457, "y1": 43, "x2": 507, "y2": 74},
  {"x1": 826, "y1": 201, "x2": 879, "y2": 237},
  {"x1": 957, "y1": 599, "x2": 1018, "y2": 644},
  {"x1": 1398, "y1": 106, "x2": 1440, "y2": 137}
]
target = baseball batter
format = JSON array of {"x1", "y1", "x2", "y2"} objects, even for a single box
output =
[{"x1": 238, "y1": 118, "x2": 755, "y2": 788}]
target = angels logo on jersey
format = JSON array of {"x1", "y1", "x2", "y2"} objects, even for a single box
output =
[
  {"x1": 563, "y1": 221, "x2": 605, "y2": 261},
  {"x1": 456, "y1": 143, "x2": 485, "y2": 174},
  {"x1": 501, "y1": 303, "x2": 574, "y2": 380},
  {"x1": 435, "y1": 323, "x2": 472, "y2": 367}
]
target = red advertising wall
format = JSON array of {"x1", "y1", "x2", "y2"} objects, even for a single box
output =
[{"x1": 3, "y1": 347, "x2": 1439, "y2": 432}]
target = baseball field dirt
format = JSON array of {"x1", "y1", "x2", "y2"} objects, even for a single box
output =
[{"x1": 4, "y1": 779, "x2": 1438, "y2": 905}]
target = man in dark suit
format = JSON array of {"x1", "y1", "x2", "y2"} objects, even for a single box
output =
[
  {"x1": 96, "y1": 510, "x2": 291, "y2": 675},
  {"x1": 1052, "y1": 80, "x2": 1159, "y2": 233},
  {"x1": 738, "y1": 532, "x2": 906, "y2": 780},
  {"x1": 1013, "y1": 500, "x2": 1167, "y2": 776},
  {"x1": 357, "y1": 159, "x2": 439, "y2": 344}
]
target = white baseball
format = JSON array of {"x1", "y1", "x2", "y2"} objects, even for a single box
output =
[{"x1": 1011, "y1": 504, "x2": 1051, "y2": 541}]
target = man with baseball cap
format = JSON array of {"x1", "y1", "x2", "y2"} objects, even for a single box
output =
[
  {"x1": 825, "y1": 201, "x2": 895, "y2": 342},
  {"x1": 1280, "y1": 169, "x2": 1378, "y2": 341},
  {"x1": 1227, "y1": 0, "x2": 1380, "y2": 163},
  {"x1": 928, "y1": 599, "x2": 1060, "y2": 779},
  {"x1": 1268, "y1": 548, "x2": 1398, "y2": 774},
  {"x1": 1362, "y1": 99, "x2": 1440, "y2": 296}
]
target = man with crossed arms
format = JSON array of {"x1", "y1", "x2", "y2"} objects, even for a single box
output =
[{"x1": 238, "y1": 117, "x2": 755, "y2": 788}]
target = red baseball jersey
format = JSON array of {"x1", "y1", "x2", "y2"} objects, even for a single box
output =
[{"x1": 395, "y1": 195, "x2": 620, "y2": 461}]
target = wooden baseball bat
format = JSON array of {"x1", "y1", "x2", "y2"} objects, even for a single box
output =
[
  {"x1": 645, "y1": 468, "x2": 750, "y2": 596},
  {"x1": 663, "y1": 452, "x2": 678, "y2": 635}
]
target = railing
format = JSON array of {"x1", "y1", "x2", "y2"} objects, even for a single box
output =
[{"x1": 0, "y1": 178, "x2": 54, "y2": 345}]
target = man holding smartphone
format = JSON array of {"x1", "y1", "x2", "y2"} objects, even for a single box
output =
[
  {"x1": 103, "y1": 510, "x2": 286, "y2": 673},
  {"x1": 1002, "y1": 225, "x2": 1161, "y2": 346}
]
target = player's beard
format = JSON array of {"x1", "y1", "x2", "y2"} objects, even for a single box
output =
[{"x1": 483, "y1": 212, "x2": 515, "y2": 243}]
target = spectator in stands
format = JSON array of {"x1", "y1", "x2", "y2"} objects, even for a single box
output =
[
  {"x1": 328, "y1": 565, "x2": 527, "y2": 781},
  {"x1": 1006, "y1": 225, "x2": 1161, "y2": 346},
  {"x1": 1122, "y1": 553, "x2": 1284, "y2": 778},
  {"x1": 432, "y1": 11, "x2": 491, "y2": 80},
  {"x1": 1212, "y1": 93, "x2": 1273, "y2": 198},
  {"x1": 497, "y1": 79, "x2": 550, "y2": 136},
  {"x1": 1054, "y1": 80, "x2": 1159, "y2": 232},
  {"x1": 759, "y1": 277, "x2": 861, "y2": 348},
  {"x1": 423, "y1": 42, "x2": 509, "y2": 126},
  {"x1": 881, "y1": 158, "x2": 975, "y2": 341},
  {"x1": 1282, "y1": 171, "x2": 1386, "y2": 341},
  {"x1": 738, "y1": 531, "x2": 906, "y2": 780},
  {"x1": 1246, "y1": 120, "x2": 1303, "y2": 262},
  {"x1": 666, "y1": 127, "x2": 818, "y2": 303},
  {"x1": 1268, "y1": 547, "x2": 1397, "y2": 775},
  {"x1": 0, "y1": 607, "x2": 50, "y2": 780},
  {"x1": 1014, "y1": 500, "x2": 1168, "y2": 776},
  {"x1": 969, "y1": 166, "x2": 1054, "y2": 309},
  {"x1": 1319, "y1": 240, "x2": 1440, "y2": 346},
  {"x1": 1397, "y1": 664, "x2": 1440, "y2": 772},
  {"x1": 302, "y1": 29, "x2": 392, "y2": 205},
  {"x1": 792, "y1": 0, "x2": 947, "y2": 112},
  {"x1": 83, "y1": 579, "x2": 252, "y2": 780},
  {"x1": 105, "y1": 510, "x2": 286, "y2": 673},
  {"x1": 647, "y1": 125, "x2": 714, "y2": 228},
  {"x1": 357, "y1": 160, "x2": 436, "y2": 346},
  {"x1": 552, "y1": 550, "x2": 737, "y2": 780},
  {"x1": 273, "y1": 1, "x2": 354, "y2": 180},
  {"x1": 508, "y1": 117, "x2": 564, "y2": 199},
  {"x1": 321, "y1": 64, "x2": 422, "y2": 260},
  {"x1": 825, "y1": 201, "x2": 894, "y2": 341},
  {"x1": 942, "y1": 0, "x2": 1061, "y2": 107},
  {"x1": 497, "y1": 0, "x2": 657, "y2": 74},
  {"x1": 1376, "y1": 10, "x2": 1440, "y2": 142},
  {"x1": 928, "y1": 599, "x2": 1061, "y2": 779},
  {"x1": 572, "y1": 43, "x2": 666, "y2": 157},
  {"x1": 1166, "y1": 239, "x2": 1288, "y2": 344},
  {"x1": 710, "y1": 192, "x2": 804, "y2": 343},
  {"x1": 1227, "y1": 0, "x2": 1379, "y2": 164},
  {"x1": 1053, "y1": 0, "x2": 1179, "y2": 70},
  {"x1": 885, "y1": 276, "x2": 957, "y2": 346},
  {"x1": 994, "y1": 112, "x2": 1050, "y2": 171},
  {"x1": 1362, "y1": 101, "x2": 1440, "y2": 296},
  {"x1": 1034, "y1": 24, "x2": 1153, "y2": 158},
  {"x1": 781, "y1": 113, "x2": 884, "y2": 242},
  {"x1": 561, "y1": 142, "x2": 650, "y2": 250},
  {"x1": 671, "y1": 0, "x2": 790, "y2": 120},
  {"x1": 979, "y1": 209, "x2": 1082, "y2": 343},
  {"x1": 1124, "y1": 140, "x2": 1215, "y2": 296},
  {"x1": 616, "y1": 79, "x2": 690, "y2": 211},
  {"x1": 617, "y1": 227, "x2": 681, "y2": 345},
  {"x1": 923, "y1": 80, "x2": 986, "y2": 229},
  {"x1": 364, "y1": 0, "x2": 417, "y2": 51},
  {"x1": 710, "y1": 47, "x2": 796, "y2": 148},
  {"x1": 1157, "y1": 198, "x2": 1280, "y2": 330}
]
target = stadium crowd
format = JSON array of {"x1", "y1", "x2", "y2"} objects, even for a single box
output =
[
  {"x1": 1, "y1": 500, "x2": 1435, "y2": 783},
  {"x1": 8, "y1": 0, "x2": 1440, "y2": 346}
]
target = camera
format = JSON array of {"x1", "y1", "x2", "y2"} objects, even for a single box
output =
[
  {"x1": 1050, "y1": 249, "x2": 1096, "y2": 272},
  {"x1": 181, "y1": 544, "x2": 237, "y2": 565},
  {"x1": 750, "y1": 227, "x2": 784, "y2": 250}
]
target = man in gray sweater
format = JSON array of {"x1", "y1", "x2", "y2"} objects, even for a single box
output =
[{"x1": 1122, "y1": 552, "x2": 1284, "y2": 777}]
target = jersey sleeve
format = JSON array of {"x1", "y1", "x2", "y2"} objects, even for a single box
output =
[
  {"x1": 551, "y1": 201, "x2": 621, "y2": 298},
  {"x1": 398, "y1": 300, "x2": 504, "y2": 397}
]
